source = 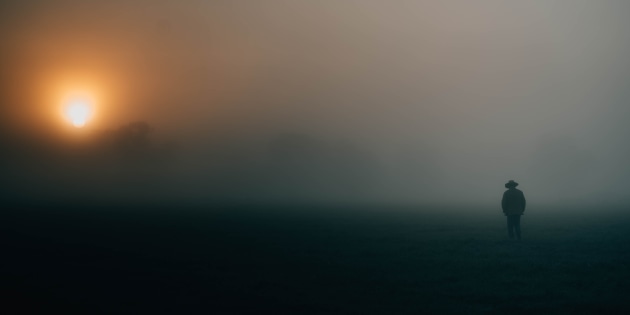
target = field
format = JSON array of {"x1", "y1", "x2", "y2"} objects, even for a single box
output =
[{"x1": 2, "y1": 205, "x2": 630, "y2": 314}]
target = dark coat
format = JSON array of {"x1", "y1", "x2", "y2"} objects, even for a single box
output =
[{"x1": 502, "y1": 188, "x2": 526, "y2": 215}]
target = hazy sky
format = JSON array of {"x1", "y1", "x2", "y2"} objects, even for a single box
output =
[{"x1": 2, "y1": 1, "x2": 630, "y2": 207}]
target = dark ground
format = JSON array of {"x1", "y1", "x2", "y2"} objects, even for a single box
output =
[{"x1": 2, "y1": 205, "x2": 630, "y2": 314}]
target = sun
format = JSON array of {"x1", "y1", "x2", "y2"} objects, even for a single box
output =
[{"x1": 63, "y1": 93, "x2": 94, "y2": 128}]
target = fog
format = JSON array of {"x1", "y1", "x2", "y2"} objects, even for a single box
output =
[{"x1": 2, "y1": 1, "x2": 630, "y2": 207}]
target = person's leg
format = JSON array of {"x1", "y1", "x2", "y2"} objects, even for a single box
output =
[
  {"x1": 514, "y1": 215, "x2": 521, "y2": 240},
  {"x1": 507, "y1": 216, "x2": 514, "y2": 239}
]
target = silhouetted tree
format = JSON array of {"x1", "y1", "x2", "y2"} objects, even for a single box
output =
[
  {"x1": 93, "y1": 121, "x2": 160, "y2": 160},
  {"x1": 113, "y1": 121, "x2": 152, "y2": 153}
]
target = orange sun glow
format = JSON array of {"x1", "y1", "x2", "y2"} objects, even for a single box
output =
[{"x1": 63, "y1": 93, "x2": 94, "y2": 128}]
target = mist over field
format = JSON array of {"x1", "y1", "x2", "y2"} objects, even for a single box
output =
[
  {"x1": 3, "y1": 2, "x2": 630, "y2": 313},
  {"x1": 2, "y1": 1, "x2": 630, "y2": 207}
]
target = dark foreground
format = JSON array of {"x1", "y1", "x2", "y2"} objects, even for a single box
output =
[{"x1": 2, "y1": 205, "x2": 630, "y2": 314}]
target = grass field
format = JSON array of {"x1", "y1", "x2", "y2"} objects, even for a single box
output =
[{"x1": 2, "y1": 205, "x2": 630, "y2": 314}]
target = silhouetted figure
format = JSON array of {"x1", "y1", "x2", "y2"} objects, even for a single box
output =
[{"x1": 502, "y1": 180, "x2": 526, "y2": 240}]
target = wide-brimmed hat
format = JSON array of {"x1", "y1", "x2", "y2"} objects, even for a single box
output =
[{"x1": 505, "y1": 180, "x2": 519, "y2": 188}]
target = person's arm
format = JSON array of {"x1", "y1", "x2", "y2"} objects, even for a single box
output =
[{"x1": 501, "y1": 192, "x2": 507, "y2": 213}]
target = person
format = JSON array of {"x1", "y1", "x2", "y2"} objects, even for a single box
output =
[{"x1": 502, "y1": 180, "x2": 526, "y2": 240}]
